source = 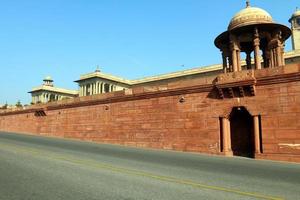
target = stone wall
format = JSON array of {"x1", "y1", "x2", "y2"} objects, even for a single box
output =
[{"x1": 1, "y1": 64, "x2": 300, "y2": 162}]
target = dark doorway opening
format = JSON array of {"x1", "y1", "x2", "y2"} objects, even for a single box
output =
[{"x1": 230, "y1": 107, "x2": 254, "y2": 158}]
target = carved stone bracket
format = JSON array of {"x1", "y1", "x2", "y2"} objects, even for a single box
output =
[{"x1": 215, "y1": 70, "x2": 257, "y2": 99}]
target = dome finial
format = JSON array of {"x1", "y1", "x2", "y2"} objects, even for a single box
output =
[
  {"x1": 246, "y1": 0, "x2": 250, "y2": 8},
  {"x1": 95, "y1": 65, "x2": 101, "y2": 72}
]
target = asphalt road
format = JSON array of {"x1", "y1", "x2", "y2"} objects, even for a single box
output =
[{"x1": 0, "y1": 132, "x2": 299, "y2": 200}]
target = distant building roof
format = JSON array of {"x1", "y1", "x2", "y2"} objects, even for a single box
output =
[
  {"x1": 75, "y1": 50, "x2": 300, "y2": 86},
  {"x1": 29, "y1": 85, "x2": 78, "y2": 95}
]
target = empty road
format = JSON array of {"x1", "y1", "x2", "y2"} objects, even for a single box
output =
[{"x1": 0, "y1": 131, "x2": 299, "y2": 200}]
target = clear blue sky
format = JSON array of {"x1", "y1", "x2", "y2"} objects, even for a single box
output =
[{"x1": 0, "y1": 0, "x2": 298, "y2": 105}]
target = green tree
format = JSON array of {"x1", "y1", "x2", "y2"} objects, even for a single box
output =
[
  {"x1": 1, "y1": 103, "x2": 8, "y2": 109},
  {"x1": 15, "y1": 100, "x2": 23, "y2": 108}
]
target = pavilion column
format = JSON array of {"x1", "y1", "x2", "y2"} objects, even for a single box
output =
[
  {"x1": 222, "y1": 51, "x2": 227, "y2": 73},
  {"x1": 254, "y1": 41, "x2": 261, "y2": 70},
  {"x1": 230, "y1": 35, "x2": 239, "y2": 72},
  {"x1": 237, "y1": 50, "x2": 242, "y2": 71},
  {"x1": 273, "y1": 49, "x2": 277, "y2": 67},
  {"x1": 84, "y1": 85, "x2": 87, "y2": 96},
  {"x1": 228, "y1": 55, "x2": 233, "y2": 72},
  {"x1": 281, "y1": 45, "x2": 285, "y2": 66},
  {"x1": 253, "y1": 28, "x2": 261, "y2": 70},
  {"x1": 222, "y1": 117, "x2": 233, "y2": 156},
  {"x1": 262, "y1": 49, "x2": 270, "y2": 68},
  {"x1": 246, "y1": 51, "x2": 252, "y2": 69},
  {"x1": 253, "y1": 115, "x2": 261, "y2": 154},
  {"x1": 276, "y1": 44, "x2": 283, "y2": 66},
  {"x1": 221, "y1": 47, "x2": 229, "y2": 73},
  {"x1": 231, "y1": 50, "x2": 238, "y2": 72},
  {"x1": 269, "y1": 49, "x2": 274, "y2": 68}
]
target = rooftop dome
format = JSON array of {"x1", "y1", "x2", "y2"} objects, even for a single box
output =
[{"x1": 228, "y1": 2, "x2": 273, "y2": 31}]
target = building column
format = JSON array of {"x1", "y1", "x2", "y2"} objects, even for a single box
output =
[
  {"x1": 95, "y1": 82, "x2": 99, "y2": 94},
  {"x1": 222, "y1": 117, "x2": 233, "y2": 156},
  {"x1": 102, "y1": 82, "x2": 105, "y2": 93},
  {"x1": 253, "y1": 116, "x2": 261, "y2": 154},
  {"x1": 253, "y1": 28, "x2": 262, "y2": 70}
]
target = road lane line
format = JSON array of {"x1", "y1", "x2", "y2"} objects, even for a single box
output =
[{"x1": 0, "y1": 142, "x2": 284, "y2": 200}]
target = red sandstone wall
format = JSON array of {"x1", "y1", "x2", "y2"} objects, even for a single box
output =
[{"x1": 1, "y1": 65, "x2": 300, "y2": 162}]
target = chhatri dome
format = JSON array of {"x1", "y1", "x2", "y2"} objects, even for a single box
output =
[
  {"x1": 43, "y1": 76, "x2": 54, "y2": 87},
  {"x1": 215, "y1": 1, "x2": 291, "y2": 74},
  {"x1": 228, "y1": 1, "x2": 273, "y2": 30},
  {"x1": 43, "y1": 76, "x2": 53, "y2": 81}
]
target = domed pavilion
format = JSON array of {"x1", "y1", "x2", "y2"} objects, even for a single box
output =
[{"x1": 215, "y1": 1, "x2": 291, "y2": 73}]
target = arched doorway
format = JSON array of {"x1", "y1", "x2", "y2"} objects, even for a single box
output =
[{"x1": 229, "y1": 107, "x2": 254, "y2": 158}]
